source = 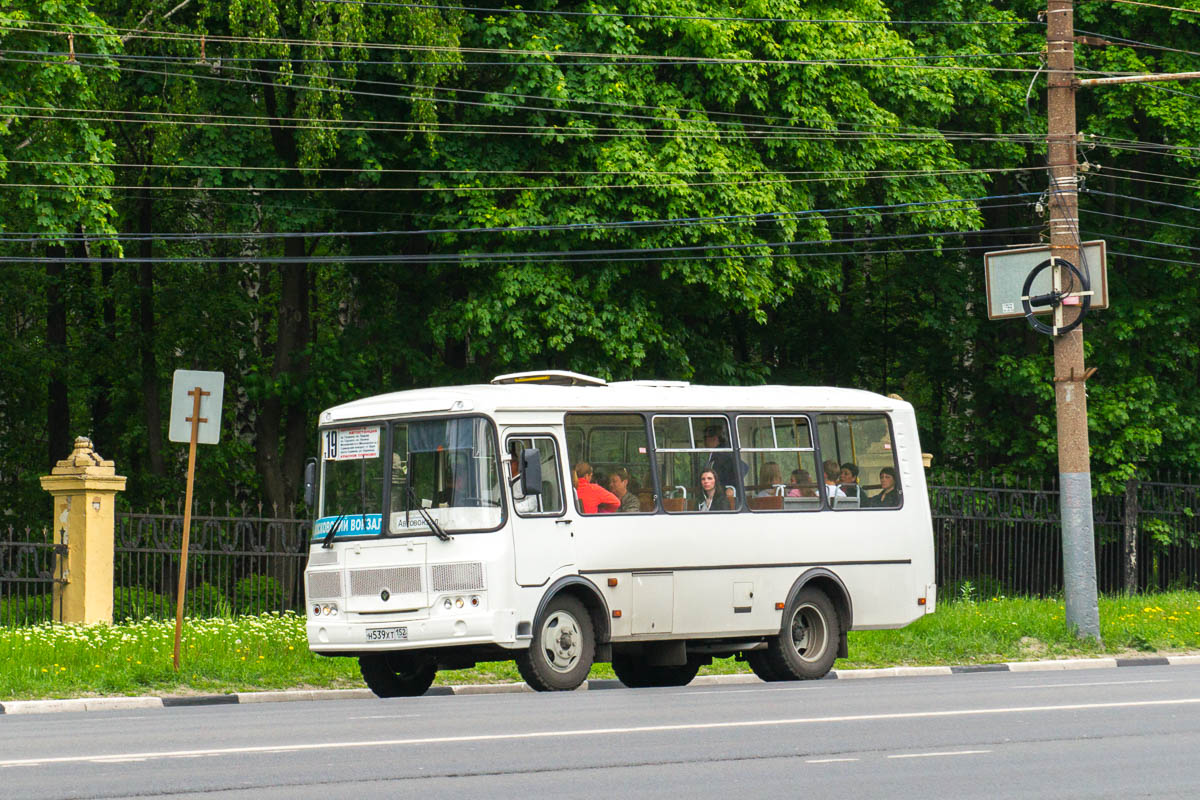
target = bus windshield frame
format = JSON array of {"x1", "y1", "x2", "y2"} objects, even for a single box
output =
[{"x1": 315, "y1": 414, "x2": 505, "y2": 543}]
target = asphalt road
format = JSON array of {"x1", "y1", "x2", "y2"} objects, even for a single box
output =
[{"x1": 3, "y1": 665, "x2": 1199, "y2": 799}]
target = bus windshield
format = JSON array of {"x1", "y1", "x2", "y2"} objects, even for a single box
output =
[
  {"x1": 389, "y1": 416, "x2": 503, "y2": 534},
  {"x1": 317, "y1": 416, "x2": 503, "y2": 542}
]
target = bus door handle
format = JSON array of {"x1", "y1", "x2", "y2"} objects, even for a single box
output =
[{"x1": 555, "y1": 519, "x2": 572, "y2": 525}]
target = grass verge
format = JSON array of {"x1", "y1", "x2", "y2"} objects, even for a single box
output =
[{"x1": 3, "y1": 593, "x2": 1199, "y2": 701}]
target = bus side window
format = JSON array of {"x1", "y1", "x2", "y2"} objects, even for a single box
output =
[
  {"x1": 815, "y1": 413, "x2": 901, "y2": 511},
  {"x1": 508, "y1": 436, "x2": 564, "y2": 516},
  {"x1": 565, "y1": 413, "x2": 658, "y2": 514},
  {"x1": 737, "y1": 415, "x2": 819, "y2": 513}
]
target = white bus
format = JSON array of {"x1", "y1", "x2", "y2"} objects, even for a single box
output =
[{"x1": 303, "y1": 371, "x2": 936, "y2": 696}]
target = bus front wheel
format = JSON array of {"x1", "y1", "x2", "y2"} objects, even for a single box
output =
[
  {"x1": 764, "y1": 587, "x2": 839, "y2": 680},
  {"x1": 516, "y1": 594, "x2": 595, "y2": 691},
  {"x1": 359, "y1": 651, "x2": 437, "y2": 697}
]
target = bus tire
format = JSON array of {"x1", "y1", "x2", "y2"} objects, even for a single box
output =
[
  {"x1": 359, "y1": 651, "x2": 437, "y2": 698},
  {"x1": 764, "y1": 587, "x2": 840, "y2": 680},
  {"x1": 516, "y1": 594, "x2": 595, "y2": 691},
  {"x1": 612, "y1": 654, "x2": 700, "y2": 688},
  {"x1": 745, "y1": 650, "x2": 788, "y2": 682}
]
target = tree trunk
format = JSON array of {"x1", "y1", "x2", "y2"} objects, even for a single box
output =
[
  {"x1": 46, "y1": 260, "x2": 70, "y2": 467},
  {"x1": 140, "y1": 258, "x2": 165, "y2": 478},
  {"x1": 90, "y1": 262, "x2": 115, "y2": 454},
  {"x1": 255, "y1": 262, "x2": 310, "y2": 512}
]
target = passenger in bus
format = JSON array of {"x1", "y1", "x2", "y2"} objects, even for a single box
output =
[
  {"x1": 702, "y1": 425, "x2": 746, "y2": 502},
  {"x1": 787, "y1": 469, "x2": 817, "y2": 498},
  {"x1": 822, "y1": 460, "x2": 846, "y2": 498},
  {"x1": 839, "y1": 462, "x2": 860, "y2": 498},
  {"x1": 573, "y1": 461, "x2": 620, "y2": 514},
  {"x1": 755, "y1": 462, "x2": 784, "y2": 496},
  {"x1": 869, "y1": 466, "x2": 902, "y2": 507},
  {"x1": 606, "y1": 467, "x2": 641, "y2": 513},
  {"x1": 697, "y1": 468, "x2": 730, "y2": 512}
]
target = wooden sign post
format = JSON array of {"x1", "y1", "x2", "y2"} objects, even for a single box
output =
[{"x1": 167, "y1": 370, "x2": 224, "y2": 671}]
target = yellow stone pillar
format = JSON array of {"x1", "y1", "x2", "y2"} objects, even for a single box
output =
[{"x1": 39, "y1": 437, "x2": 127, "y2": 624}]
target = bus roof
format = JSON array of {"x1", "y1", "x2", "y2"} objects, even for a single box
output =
[{"x1": 319, "y1": 378, "x2": 910, "y2": 425}]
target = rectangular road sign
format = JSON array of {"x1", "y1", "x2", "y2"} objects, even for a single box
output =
[
  {"x1": 168, "y1": 370, "x2": 225, "y2": 444},
  {"x1": 984, "y1": 241, "x2": 1107, "y2": 320}
]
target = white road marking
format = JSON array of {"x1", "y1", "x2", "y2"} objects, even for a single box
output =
[
  {"x1": 349, "y1": 714, "x2": 423, "y2": 720},
  {"x1": 684, "y1": 686, "x2": 823, "y2": 696},
  {"x1": 3, "y1": 696, "x2": 1198, "y2": 768},
  {"x1": 1011, "y1": 679, "x2": 1169, "y2": 689},
  {"x1": 889, "y1": 750, "x2": 990, "y2": 759},
  {"x1": 806, "y1": 758, "x2": 860, "y2": 763}
]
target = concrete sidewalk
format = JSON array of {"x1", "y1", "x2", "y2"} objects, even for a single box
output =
[{"x1": 5, "y1": 653, "x2": 1200, "y2": 715}]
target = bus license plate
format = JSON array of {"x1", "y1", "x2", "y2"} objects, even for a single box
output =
[{"x1": 366, "y1": 626, "x2": 408, "y2": 642}]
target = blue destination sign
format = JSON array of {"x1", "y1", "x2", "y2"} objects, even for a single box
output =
[{"x1": 314, "y1": 514, "x2": 383, "y2": 536}]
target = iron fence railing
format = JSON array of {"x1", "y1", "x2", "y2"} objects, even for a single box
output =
[
  {"x1": 0, "y1": 525, "x2": 63, "y2": 626},
  {"x1": 3, "y1": 479, "x2": 1199, "y2": 625},
  {"x1": 931, "y1": 479, "x2": 1200, "y2": 599},
  {"x1": 111, "y1": 501, "x2": 311, "y2": 620}
]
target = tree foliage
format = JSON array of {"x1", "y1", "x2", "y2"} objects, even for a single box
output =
[{"x1": 1, "y1": 0, "x2": 1199, "y2": 520}]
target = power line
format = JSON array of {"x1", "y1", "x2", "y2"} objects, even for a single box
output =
[
  {"x1": 1081, "y1": 207, "x2": 1200, "y2": 233},
  {"x1": 1074, "y1": 28, "x2": 1200, "y2": 59},
  {"x1": 1, "y1": 23, "x2": 1047, "y2": 72},
  {"x1": 312, "y1": 1, "x2": 1045, "y2": 27},
  {"x1": 0, "y1": 166, "x2": 1041, "y2": 194},
  {"x1": 3, "y1": 45, "x2": 1046, "y2": 69},
  {"x1": 1098, "y1": 0, "x2": 1200, "y2": 15},
  {"x1": 0, "y1": 225, "x2": 1041, "y2": 265},
  {"x1": 0, "y1": 53, "x2": 1048, "y2": 146},
  {"x1": 1108, "y1": 249, "x2": 1200, "y2": 268},
  {"x1": 1085, "y1": 188, "x2": 1200, "y2": 214},
  {"x1": 1083, "y1": 229, "x2": 1200, "y2": 254},
  {"x1": 0, "y1": 193, "x2": 1036, "y2": 243}
]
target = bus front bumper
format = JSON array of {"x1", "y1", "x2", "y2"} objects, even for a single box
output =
[{"x1": 307, "y1": 607, "x2": 519, "y2": 654}]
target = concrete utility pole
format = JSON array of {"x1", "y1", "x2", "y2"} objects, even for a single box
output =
[
  {"x1": 1043, "y1": 2, "x2": 1200, "y2": 640},
  {"x1": 1046, "y1": 0, "x2": 1101, "y2": 641}
]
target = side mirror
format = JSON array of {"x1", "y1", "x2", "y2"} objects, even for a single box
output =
[
  {"x1": 520, "y1": 448, "x2": 542, "y2": 496},
  {"x1": 303, "y1": 459, "x2": 317, "y2": 508}
]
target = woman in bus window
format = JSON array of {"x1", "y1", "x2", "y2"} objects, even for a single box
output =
[
  {"x1": 839, "y1": 462, "x2": 860, "y2": 498},
  {"x1": 871, "y1": 466, "x2": 901, "y2": 507},
  {"x1": 787, "y1": 468, "x2": 817, "y2": 498},
  {"x1": 756, "y1": 462, "x2": 783, "y2": 496},
  {"x1": 697, "y1": 468, "x2": 729, "y2": 512}
]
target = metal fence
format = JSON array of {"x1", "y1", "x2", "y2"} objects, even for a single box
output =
[
  {"x1": 0, "y1": 525, "x2": 62, "y2": 626},
  {"x1": 932, "y1": 478, "x2": 1200, "y2": 599},
  {"x1": 3, "y1": 479, "x2": 1200, "y2": 625},
  {"x1": 112, "y1": 500, "x2": 311, "y2": 620}
]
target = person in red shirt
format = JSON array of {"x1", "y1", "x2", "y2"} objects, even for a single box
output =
[{"x1": 573, "y1": 462, "x2": 619, "y2": 513}]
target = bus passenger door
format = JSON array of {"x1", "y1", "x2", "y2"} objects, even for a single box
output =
[{"x1": 506, "y1": 432, "x2": 574, "y2": 586}]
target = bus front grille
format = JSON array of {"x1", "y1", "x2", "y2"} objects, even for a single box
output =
[
  {"x1": 430, "y1": 562, "x2": 485, "y2": 592},
  {"x1": 307, "y1": 570, "x2": 342, "y2": 600},
  {"x1": 350, "y1": 566, "x2": 422, "y2": 596}
]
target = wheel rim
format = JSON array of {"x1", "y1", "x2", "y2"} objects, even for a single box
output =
[
  {"x1": 540, "y1": 609, "x2": 583, "y2": 673},
  {"x1": 788, "y1": 602, "x2": 829, "y2": 663}
]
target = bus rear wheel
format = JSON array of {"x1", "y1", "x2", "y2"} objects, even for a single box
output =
[
  {"x1": 763, "y1": 587, "x2": 839, "y2": 680},
  {"x1": 516, "y1": 594, "x2": 595, "y2": 691},
  {"x1": 612, "y1": 653, "x2": 701, "y2": 688},
  {"x1": 359, "y1": 651, "x2": 437, "y2": 698},
  {"x1": 745, "y1": 650, "x2": 787, "y2": 682}
]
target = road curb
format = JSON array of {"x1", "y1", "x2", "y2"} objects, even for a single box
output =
[{"x1": 1, "y1": 654, "x2": 1194, "y2": 715}]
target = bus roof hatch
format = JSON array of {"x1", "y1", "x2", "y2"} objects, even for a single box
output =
[{"x1": 491, "y1": 370, "x2": 608, "y2": 387}]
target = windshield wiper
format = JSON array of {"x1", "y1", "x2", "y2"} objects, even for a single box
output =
[
  {"x1": 407, "y1": 484, "x2": 451, "y2": 542},
  {"x1": 321, "y1": 513, "x2": 347, "y2": 549}
]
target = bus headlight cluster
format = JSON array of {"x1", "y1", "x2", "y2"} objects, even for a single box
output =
[
  {"x1": 313, "y1": 603, "x2": 339, "y2": 617},
  {"x1": 442, "y1": 596, "x2": 481, "y2": 610}
]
